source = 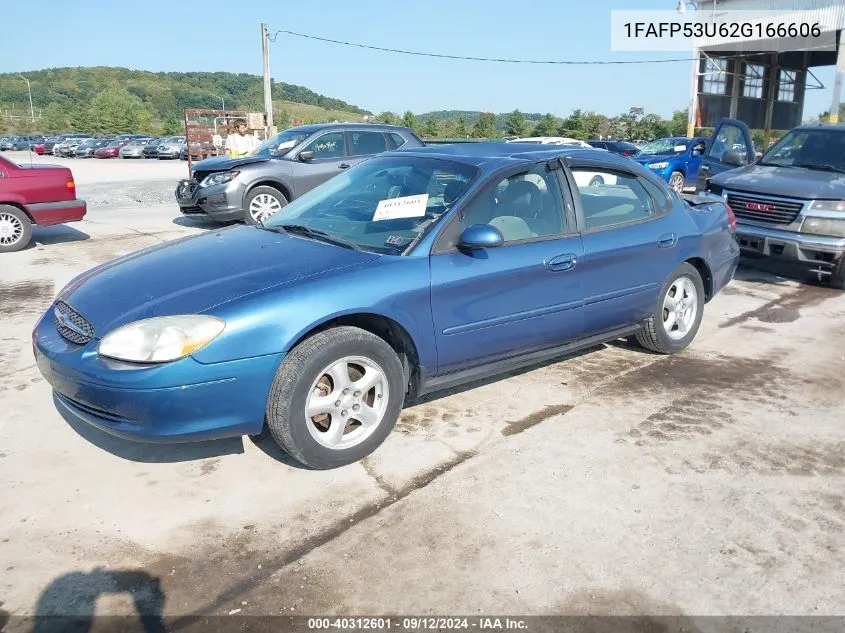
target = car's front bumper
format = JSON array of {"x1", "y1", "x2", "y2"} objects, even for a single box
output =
[
  {"x1": 735, "y1": 223, "x2": 845, "y2": 268},
  {"x1": 33, "y1": 312, "x2": 282, "y2": 442},
  {"x1": 175, "y1": 178, "x2": 247, "y2": 222}
]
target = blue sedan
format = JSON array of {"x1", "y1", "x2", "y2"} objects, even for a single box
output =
[
  {"x1": 33, "y1": 144, "x2": 739, "y2": 469},
  {"x1": 632, "y1": 137, "x2": 709, "y2": 193}
]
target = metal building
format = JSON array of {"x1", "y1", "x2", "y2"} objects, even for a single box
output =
[{"x1": 685, "y1": 0, "x2": 845, "y2": 140}]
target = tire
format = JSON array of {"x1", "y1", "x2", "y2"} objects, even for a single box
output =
[
  {"x1": 588, "y1": 175, "x2": 604, "y2": 187},
  {"x1": 668, "y1": 171, "x2": 685, "y2": 193},
  {"x1": 0, "y1": 205, "x2": 33, "y2": 253},
  {"x1": 265, "y1": 326, "x2": 405, "y2": 469},
  {"x1": 830, "y1": 256, "x2": 845, "y2": 290},
  {"x1": 636, "y1": 262, "x2": 705, "y2": 354},
  {"x1": 244, "y1": 186, "x2": 288, "y2": 225}
]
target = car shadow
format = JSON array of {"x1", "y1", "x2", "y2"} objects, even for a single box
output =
[
  {"x1": 247, "y1": 430, "x2": 315, "y2": 469},
  {"x1": 29, "y1": 225, "x2": 90, "y2": 248},
  {"x1": 28, "y1": 568, "x2": 166, "y2": 633},
  {"x1": 171, "y1": 216, "x2": 232, "y2": 230},
  {"x1": 55, "y1": 394, "x2": 244, "y2": 463},
  {"x1": 735, "y1": 256, "x2": 828, "y2": 287}
]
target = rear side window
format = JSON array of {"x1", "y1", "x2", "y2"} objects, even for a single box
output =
[
  {"x1": 570, "y1": 168, "x2": 656, "y2": 230},
  {"x1": 387, "y1": 133, "x2": 407, "y2": 149},
  {"x1": 348, "y1": 131, "x2": 388, "y2": 156}
]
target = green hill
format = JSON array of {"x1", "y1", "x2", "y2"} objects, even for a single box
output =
[{"x1": 0, "y1": 66, "x2": 371, "y2": 134}]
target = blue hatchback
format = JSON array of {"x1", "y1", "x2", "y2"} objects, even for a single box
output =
[
  {"x1": 33, "y1": 144, "x2": 739, "y2": 469},
  {"x1": 632, "y1": 137, "x2": 709, "y2": 193}
]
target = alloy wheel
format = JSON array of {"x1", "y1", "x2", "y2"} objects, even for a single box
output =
[
  {"x1": 669, "y1": 172, "x2": 685, "y2": 192},
  {"x1": 662, "y1": 276, "x2": 698, "y2": 340},
  {"x1": 0, "y1": 212, "x2": 24, "y2": 246},
  {"x1": 248, "y1": 194, "x2": 282, "y2": 223}
]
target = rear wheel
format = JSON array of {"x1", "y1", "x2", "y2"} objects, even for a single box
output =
[
  {"x1": 668, "y1": 171, "x2": 685, "y2": 192},
  {"x1": 636, "y1": 263, "x2": 704, "y2": 354},
  {"x1": 0, "y1": 205, "x2": 32, "y2": 253},
  {"x1": 588, "y1": 175, "x2": 604, "y2": 187},
  {"x1": 244, "y1": 186, "x2": 287, "y2": 225},
  {"x1": 265, "y1": 326, "x2": 405, "y2": 469}
]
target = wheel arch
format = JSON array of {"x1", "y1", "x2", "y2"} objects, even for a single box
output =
[
  {"x1": 684, "y1": 257, "x2": 713, "y2": 301},
  {"x1": 0, "y1": 201, "x2": 34, "y2": 224},
  {"x1": 244, "y1": 179, "x2": 292, "y2": 204},
  {"x1": 287, "y1": 311, "x2": 423, "y2": 399}
]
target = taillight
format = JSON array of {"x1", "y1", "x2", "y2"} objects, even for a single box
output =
[
  {"x1": 66, "y1": 177, "x2": 76, "y2": 193},
  {"x1": 725, "y1": 203, "x2": 736, "y2": 231}
]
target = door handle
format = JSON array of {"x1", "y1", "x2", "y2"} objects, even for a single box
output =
[
  {"x1": 657, "y1": 233, "x2": 677, "y2": 248},
  {"x1": 338, "y1": 163, "x2": 351, "y2": 169},
  {"x1": 700, "y1": 165, "x2": 710, "y2": 171},
  {"x1": 547, "y1": 253, "x2": 577, "y2": 272}
]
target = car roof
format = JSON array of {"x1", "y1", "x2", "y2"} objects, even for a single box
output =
[
  {"x1": 285, "y1": 123, "x2": 415, "y2": 134},
  {"x1": 792, "y1": 123, "x2": 845, "y2": 132},
  {"x1": 382, "y1": 142, "x2": 632, "y2": 170}
]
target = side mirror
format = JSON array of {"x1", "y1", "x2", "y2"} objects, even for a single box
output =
[
  {"x1": 298, "y1": 150, "x2": 315, "y2": 162},
  {"x1": 722, "y1": 149, "x2": 746, "y2": 166},
  {"x1": 692, "y1": 148, "x2": 702, "y2": 157},
  {"x1": 459, "y1": 224, "x2": 504, "y2": 250}
]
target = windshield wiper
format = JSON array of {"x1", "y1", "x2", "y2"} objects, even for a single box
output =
[
  {"x1": 793, "y1": 163, "x2": 845, "y2": 174},
  {"x1": 267, "y1": 223, "x2": 360, "y2": 251}
]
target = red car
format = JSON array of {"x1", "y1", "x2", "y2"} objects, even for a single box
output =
[
  {"x1": 33, "y1": 144, "x2": 47, "y2": 155},
  {"x1": 0, "y1": 155, "x2": 87, "y2": 252},
  {"x1": 94, "y1": 140, "x2": 128, "y2": 158}
]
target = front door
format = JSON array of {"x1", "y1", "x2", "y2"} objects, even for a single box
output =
[
  {"x1": 292, "y1": 131, "x2": 354, "y2": 197},
  {"x1": 696, "y1": 118, "x2": 755, "y2": 191},
  {"x1": 429, "y1": 163, "x2": 585, "y2": 374}
]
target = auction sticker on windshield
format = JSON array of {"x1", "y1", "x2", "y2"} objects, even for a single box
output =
[{"x1": 373, "y1": 194, "x2": 429, "y2": 221}]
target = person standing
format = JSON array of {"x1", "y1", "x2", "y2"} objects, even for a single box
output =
[{"x1": 225, "y1": 120, "x2": 259, "y2": 158}]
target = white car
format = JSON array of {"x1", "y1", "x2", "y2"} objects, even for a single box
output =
[{"x1": 506, "y1": 136, "x2": 617, "y2": 187}]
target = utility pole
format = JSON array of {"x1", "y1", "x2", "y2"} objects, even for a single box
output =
[
  {"x1": 829, "y1": 29, "x2": 844, "y2": 124},
  {"x1": 687, "y1": 48, "x2": 699, "y2": 138},
  {"x1": 17, "y1": 74, "x2": 35, "y2": 124},
  {"x1": 261, "y1": 23, "x2": 275, "y2": 136}
]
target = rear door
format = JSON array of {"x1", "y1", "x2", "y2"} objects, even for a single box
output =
[
  {"x1": 696, "y1": 118, "x2": 754, "y2": 191},
  {"x1": 565, "y1": 158, "x2": 680, "y2": 336},
  {"x1": 291, "y1": 131, "x2": 351, "y2": 196}
]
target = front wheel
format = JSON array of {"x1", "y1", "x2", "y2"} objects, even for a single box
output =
[
  {"x1": 830, "y1": 256, "x2": 845, "y2": 290},
  {"x1": 636, "y1": 262, "x2": 705, "y2": 354},
  {"x1": 668, "y1": 171, "x2": 685, "y2": 193},
  {"x1": 244, "y1": 186, "x2": 288, "y2": 225},
  {"x1": 0, "y1": 205, "x2": 33, "y2": 253},
  {"x1": 265, "y1": 326, "x2": 405, "y2": 469}
]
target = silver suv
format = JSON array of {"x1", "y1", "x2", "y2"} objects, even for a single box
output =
[{"x1": 175, "y1": 123, "x2": 425, "y2": 224}]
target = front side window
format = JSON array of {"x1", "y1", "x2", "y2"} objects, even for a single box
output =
[
  {"x1": 778, "y1": 69, "x2": 796, "y2": 102},
  {"x1": 349, "y1": 131, "x2": 388, "y2": 156},
  {"x1": 261, "y1": 156, "x2": 478, "y2": 254},
  {"x1": 743, "y1": 63, "x2": 764, "y2": 98},
  {"x1": 460, "y1": 166, "x2": 566, "y2": 243},
  {"x1": 707, "y1": 124, "x2": 746, "y2": 162},
  {"x1": 302, "y1": 132, "x2": 346, "y2": 159},
  {"x1": 702, "y1": 57, "x2": 728, "y2": 94},
  {"x1": 571, "y1": 169, "x2": 655, "y2": 230}
]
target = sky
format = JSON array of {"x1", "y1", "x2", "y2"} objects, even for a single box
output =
[{"x1": 0, "y1": 0, "x2": 835, "y2": 119}]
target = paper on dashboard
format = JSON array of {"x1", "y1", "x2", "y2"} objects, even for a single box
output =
[{"x1": 372, "y1": 194, "x2": 429, "y2": 221}]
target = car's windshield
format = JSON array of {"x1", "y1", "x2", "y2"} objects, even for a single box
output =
[
  {"x1": 759, "y1": 129, "x2": 845, "y2": 171},
  {"x1": 107, "y1": 141, "x2": 121, "y2": 147},
  {"x1": 163, "y1": 136, "x2": 183, "y2": 143},
  {"x1": 251, "y1": 129, "x2": 312, "y2": 156},
  {"x1": 261, "y1": 156, "x2": 478, "y2": 254},
  {"x1": 639, "y1": 138, "x2": 688, "y2": 155}
]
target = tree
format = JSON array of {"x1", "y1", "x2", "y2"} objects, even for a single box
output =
[
  {"x1": 0, "y1": 116, "x2": 6, "y2": 134},
  {"x1": 424, "y1": 116, "x2": 439, "y2": 138},
  {"x1": 454, "y1": 116, "x2": 470, "y2": 138},
  {"x1": 558, "y1": 109, "x2": 586, "y2": 139},
  {"x1": 40, "y1": 102, "x2": 73, "y2": 132},
  {"x1": 376, "y1": 111, "x2": 399, "y2": 125},
  {"x1": 532, "y1": 113, "x2": 558, "y2": 137},
  {"x1": 472, "y1": 112, "x2": 498, "y2": 139},
  {"x1": 162, "y1": 114, "x2": 183, "y2": 136},
  {"x1": 668, "y1": 109, "x2": 688, "y2": 136},
  {"x1": 87, "y1": 88, "x2": 156, "y2": 135},
  {"x1": 401, "y1": 110, "x2": 418, "y2": 132},
  {"x1": 504, "y1": 109, "x2": 530, "y2": 137}
]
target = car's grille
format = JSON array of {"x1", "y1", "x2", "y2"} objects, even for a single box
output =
[
  {"x1": 54, "y1": 301, "x2": 95, "y2": 345},
  {"x1": 727, "y1": 192, "x2": 804, "y2": 225}
]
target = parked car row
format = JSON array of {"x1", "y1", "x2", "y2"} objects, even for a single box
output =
[{"x1": 28, "y1": 134, "x2": 188, "y2": 159}]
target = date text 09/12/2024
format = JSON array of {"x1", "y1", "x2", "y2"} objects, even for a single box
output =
[
  {"x1": 307, "y1": 617, "x2": 528, "y2": 630},
  {"x1": 622, "y1": 21, "x2": 821, "y2": 39}
]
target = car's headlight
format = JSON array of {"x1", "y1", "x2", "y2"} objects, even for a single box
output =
[
  {"x1": 649, "y1": 161, "x2": 669, "y2": 169},
  {"x1": 98, "y1": 315, "x2": 225, "y2": 363},
  {"x1": 809, "y1": 200, "x2": 845, "y2": 212},
  {"x1": 200, "y1": 171, "x2": 240, "y2": 187},
  {"x1": 801, "y1": 217, "x2": 845, "y2": 238}
]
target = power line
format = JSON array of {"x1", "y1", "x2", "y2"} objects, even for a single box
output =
[{"x1": 268, "y1": 29, "x2": 696, "y2": 65}]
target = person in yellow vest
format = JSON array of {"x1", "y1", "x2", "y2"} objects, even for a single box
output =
[{"x1": 225, "y1": 120, "x2": 259, "y2": 158}]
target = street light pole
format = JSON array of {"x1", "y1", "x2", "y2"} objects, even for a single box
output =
[
  {"x1": 210, "y1": 93, "x2": 225, "y2": 111},
  {"x1": 17, "y1": 74, "x2": 35, "y2": 124}
]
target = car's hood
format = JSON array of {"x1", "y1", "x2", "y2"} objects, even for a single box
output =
[
  {"x1": 632, "y1": 153, "x2": 677, "y2": 164},
  {"x1": 711, "y1": 164, "x2": 845, "y2": 199},
  {"x1": 59, "y1": 225, "x2": 380, "y2": 335},
  {"x1": 191, "y1": 154, "x2": 272, "y2": 172}
]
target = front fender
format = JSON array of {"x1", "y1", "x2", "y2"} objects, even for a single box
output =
[{"x1": 191, "y1": 256, "x2": 436, "y2": 372}]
